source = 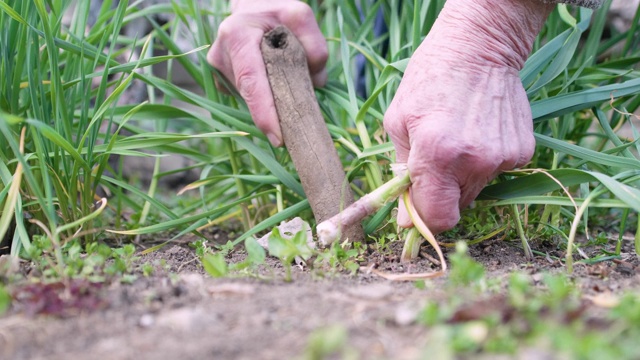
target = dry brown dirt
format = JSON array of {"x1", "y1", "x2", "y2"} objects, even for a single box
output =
[{"x1": 1, "y1": 237, "x2": 640, "y2": 360}]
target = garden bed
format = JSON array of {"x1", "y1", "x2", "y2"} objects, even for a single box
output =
[{"x1": 2, "y1": 236, "x2": 640, "y2": 359}]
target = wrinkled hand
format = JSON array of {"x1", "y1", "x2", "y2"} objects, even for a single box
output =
[
  {"x1": 207, "y1": 0, "x2": 328, "y2": 147},
  {"x1": 384, "y1": 0, "x2": 553, "y2": 233}
]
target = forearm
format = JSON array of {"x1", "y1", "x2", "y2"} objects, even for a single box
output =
[{"x1": 422, "y1": 0, "x2": 554, "y2": 71}]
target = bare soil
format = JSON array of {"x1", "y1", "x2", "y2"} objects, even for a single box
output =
[{"x1": 2, "y1": 237, "x2": 640, "y2": 360}]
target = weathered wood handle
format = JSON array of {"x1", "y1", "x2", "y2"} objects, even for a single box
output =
[{"x1": 261, "y1": 26, "x2": 363, "y2": 242}]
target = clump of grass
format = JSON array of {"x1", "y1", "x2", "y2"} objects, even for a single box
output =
[
  {"x1": 0, "y1": 1, "x2": 257, "y2": 270},
  {"x1": 1, "y1": 0, "x2": 640, "y2": 278}
]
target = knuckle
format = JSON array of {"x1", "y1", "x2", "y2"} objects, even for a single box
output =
[
  {"x1": 216, "y1": 18, "x2": 236, "y2": 40},
  {"x1": 383, "y1": 107, "x2": 409, "y2": 138},
  {"x1": 313, "y1": 43, "x2": 329, "y2": 65},
  {"x1": 433, "y1": 216, "x2": 460, "y2": 233},
  {"x1": 502, "y1": 131, "x2": 535, "y2": 170},
  {"x1": 235, "y1": 70, "x2": 259, "y2": 101},
  {"x1": 216, "y1": 18, "x2": 260, "y2": 59},
  {"x1": 518, "y1": 133, "x2": 536, "y2": 167},
  {"x1": 427, "y1": 136, "x2": 479, "y2": 166},
  {"x1": 521, "y1": 132, "x2": 536, "y2": 160},
  {"x1": 207, "y1": 45, "x2": 224, "y2": 69},
  {"x1": 283, "y1": 2, "x2": 315, "y2": 24},
  {"x1": 422, "y1": 205, "x2": 460, "y2": 233}
]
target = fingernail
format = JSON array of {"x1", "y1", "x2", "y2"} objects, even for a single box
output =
[{"x1": 267, "y1": 133, "x2": 282, "y2": 147}]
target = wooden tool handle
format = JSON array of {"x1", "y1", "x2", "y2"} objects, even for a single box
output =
[{"x1": 261, "y1": 26, "x2": 363, "y2": 242}]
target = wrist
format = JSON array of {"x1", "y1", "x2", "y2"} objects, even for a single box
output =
[{"x1": 424, "y1": 0, "x2": 554, "y2": 70}]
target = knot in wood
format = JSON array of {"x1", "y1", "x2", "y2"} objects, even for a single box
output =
[{"x1": 265, "y1": 28, "x2": 288, "y2": 49}]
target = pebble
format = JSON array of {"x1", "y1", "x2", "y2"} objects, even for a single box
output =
[
  {"x1": 207, "y1": 283, "x2": 255, "y2": 296},
  {"x1": 394, "y1": 302, "x2": 420, "y2": 326},
  {"x1": 531, "y1": 273, "x2": 544, "y2": 283},
  {"x1": 180, "y1": 273, "x2": 205, "y2": 289},
  {"x1": 156, "y1": 308, "x2": 201, "y2": 331},
  {"x1": 139, "y1": 314, "x2": 155, "y2": 328},
  {"x1": 346, "y1": 283, "x2": 394, "y2": 301}
]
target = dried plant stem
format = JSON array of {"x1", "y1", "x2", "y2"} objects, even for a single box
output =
[
  {"x1": 567, "y1": 197, "x2": 593, "y2": 273},
  {"x1": 403, "y1": 192, "x2": 444, "y2": 269}
]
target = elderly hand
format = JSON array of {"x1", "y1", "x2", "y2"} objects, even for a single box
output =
[
  {"x1": 384, "y1": 0, "x2": 554, "y2": 233},
  {"x1": 207, "y1": 0, "x2": 328, "y2": 147}
]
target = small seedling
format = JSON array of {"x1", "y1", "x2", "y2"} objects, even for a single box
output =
[
  {"x1": 448, "y1": 242, "x2": 486, "y2": 289},
  {"x1": 244, "y1": 237, "x2": 266, "y2": 266},
  {"x1": 190, "y1": 240, "x2": 211, "y2": 258},
  {"x1": 316, "y1": 241, "x2": 364, "y2": 275},
  {"x1": 141, "y1": 263, "x2": 154, "y2": 277},
  {"x1": 268, "y1": 227, "x2": 313, "y2": 282},
  {"x1": 228, "y1": 237, "x2": 268, "y2": 273},
  {"x1": 302, "y1": 325, "x2": 357, "y2": 360},
  {"x1": 202, "y1": 253, "x2": 228, "y2": 278}
]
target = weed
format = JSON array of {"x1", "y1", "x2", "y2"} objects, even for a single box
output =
[
  {"x1": 302, "y1": 325, "x2": 357, "y2": 360},
  {"x1": 0, "y1": 285, "x2": 9, "y2": 315},
  {"x1": 202, "y1": 253, "x2": 228, "y2": 278},
  {"x1": 216, "y1": 241, "x2": 238, "y2": 257},
  {"x1": 23, "y1": 237, "x2": 141, "y2": 283},
  {"x1": 190, "y1": 239, "x2": 214, "y2": 258},
  {"x1": 414, "y1": 247, "x2": 640, "y2": 358},
  {"x1": 448, "y1": 242, "x2": 486, "y2": 289},
  {"x1": 267, "y1": 227, "x2": 313, "y2": 281},
  {"x1": 316, "y1": 241, "x2": 365, "y2": 275},
  {"x1": 141, "y1": 262, "x2": 154, "y2": 277}
]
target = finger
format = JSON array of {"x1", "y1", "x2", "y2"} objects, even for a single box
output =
[
  {"x1": 504, "y1": 81, "x2": 535, "y2": 170},
  {"x1": 207, "y1": 36, "x2": 234, "y2": 88},
  {"x1": 212, "y1": 72, "x2": 233, "y2": 95},
  {"x1": 277, "y1": 2, "x2": 328, "y2": 82},
  {"x1": 403, "y1": 121, "x2": 464, "y2": 233},
  {"x1": 408, "y1": 166, "x2": 463, "y2": 234},
  {"x1": 383, "y1": 103, "x2": 412, "y2": 227},
  {"x1": 216, "y1": 18, "x2": 283, "y2": 146},
  {"x1": 311, "y1": 68, "x2": 328, "y2": 88},
  {"x1": 458, "y1": 178, "x2": 490, "y2": 211},
  {"x1": 514, "y1": 122, "x2": 535, "y2": 169}
]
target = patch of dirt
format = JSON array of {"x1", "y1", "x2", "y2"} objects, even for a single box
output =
[{"x1": 2, "y1": 237, "x2": 640, "y2": 359}]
